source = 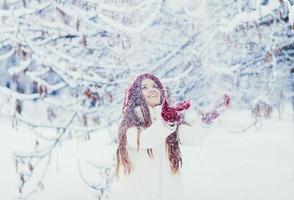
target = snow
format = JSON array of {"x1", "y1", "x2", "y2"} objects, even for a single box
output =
[
  {"x1": 289, "y1": 3, "x2": 294, "y2": 24},
  {"x1": 0, "y1": 0, "x2": 293, "y2": 199},
  {"x1": 97, "y1": 1, "x2": 163, "y2": 34},
  {"x1": 0, "y1": 102, "x2": 293, "y2": 200},
  {"x1": 99, "y1": 1, "x2": 152, "y2": 13},
  {"x1": 0, "y1": 49, "x2": 15, "y2": 62},
  {"x1": 0, "y1": 1, "x2": 53, "y2": 17},
  {"x1": 8, "y1": 60, "x2": 31, "y2": 75},
  {"x1": 182, "y1": 104, "x2": 294, "y2": 200},
  {"x1": 0, "y1": 86, "x2": 39, "y2": 101}
]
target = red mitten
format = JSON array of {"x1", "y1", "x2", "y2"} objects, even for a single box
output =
[
  {"x1": 161, "y1": 98, "x2": 180, "y2": 123},
  {"x1": 201, "y1": 110, "x2": 220, "y2": 124},
  {"x1": 201, "y1": 94, "x2": 231, "y2": 125},
  {"x1": 175, "y1": 99, "x2": 191, "y2": 112},
  {"x1": 161, "y1": 98, "x2": 190, "y2": 123}
]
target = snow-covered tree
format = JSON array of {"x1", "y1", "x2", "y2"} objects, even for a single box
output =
[{"x1": 0, "y1": 0, "x2": 293, "y2": 199}]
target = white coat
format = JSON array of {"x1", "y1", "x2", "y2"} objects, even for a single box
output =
[{"x1": 116, "y1": 105, "x2": 210, "y2": 200}]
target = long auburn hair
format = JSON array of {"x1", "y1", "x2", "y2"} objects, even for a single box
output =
[{"x1": 116, "y1": 73, "x2": 182, "y2": 176}]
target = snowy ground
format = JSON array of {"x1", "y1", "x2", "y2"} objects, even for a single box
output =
[{"x1": 0, "y1": 102, "x2": 293, "y2": 200}]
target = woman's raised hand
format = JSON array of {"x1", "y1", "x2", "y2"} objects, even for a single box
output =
[
  {"x1": 161, "y1": 98, "x2": 191, "y2": 123},
  {"x1": 200, "y1": 94, "x2": 231, "y2": 125}
]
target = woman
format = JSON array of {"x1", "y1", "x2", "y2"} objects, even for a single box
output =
[{"x1": 116, "y1": 73, "x2": 222, "y2": 200}]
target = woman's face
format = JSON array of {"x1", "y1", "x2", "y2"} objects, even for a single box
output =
[{"x1": 141, "y1": 78, "x2": 161, "y2": 107}]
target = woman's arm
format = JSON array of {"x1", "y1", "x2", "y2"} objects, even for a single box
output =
[
  {"x1": 178, "y1": 120, "x2": 211, "y2": 147},
  {"x1": 126, "y1": 118, "x2": 177, "y2": 149}
]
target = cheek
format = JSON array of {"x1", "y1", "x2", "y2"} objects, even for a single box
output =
[
  {"x1": 154, "y1": 89, "x2": 161, "y2": 98},
  {"x1": 155, "y1": 89, "x2": 160, "y2": 95},
  {"x1": 154, "y1": 91, "x2": 161, "y2": 102},
  {"x1": 157, "y1": 95, "x2": 161, "y2": 102},
  {"x1": 142, "y1": 90, "x2": 148, "y2": 100}
]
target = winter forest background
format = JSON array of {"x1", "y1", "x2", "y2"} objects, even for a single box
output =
[{"x1": 0, "y1": 0, "x2": 294, "y2": 200}]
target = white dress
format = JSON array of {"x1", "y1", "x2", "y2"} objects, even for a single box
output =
[{"x1": 116, "y1": 105, "x2": 210, "y2": 200}]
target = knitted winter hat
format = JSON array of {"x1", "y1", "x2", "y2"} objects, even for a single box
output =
[{"x1": 122, "y1": 73, "x2": 165, "y2": 113}]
